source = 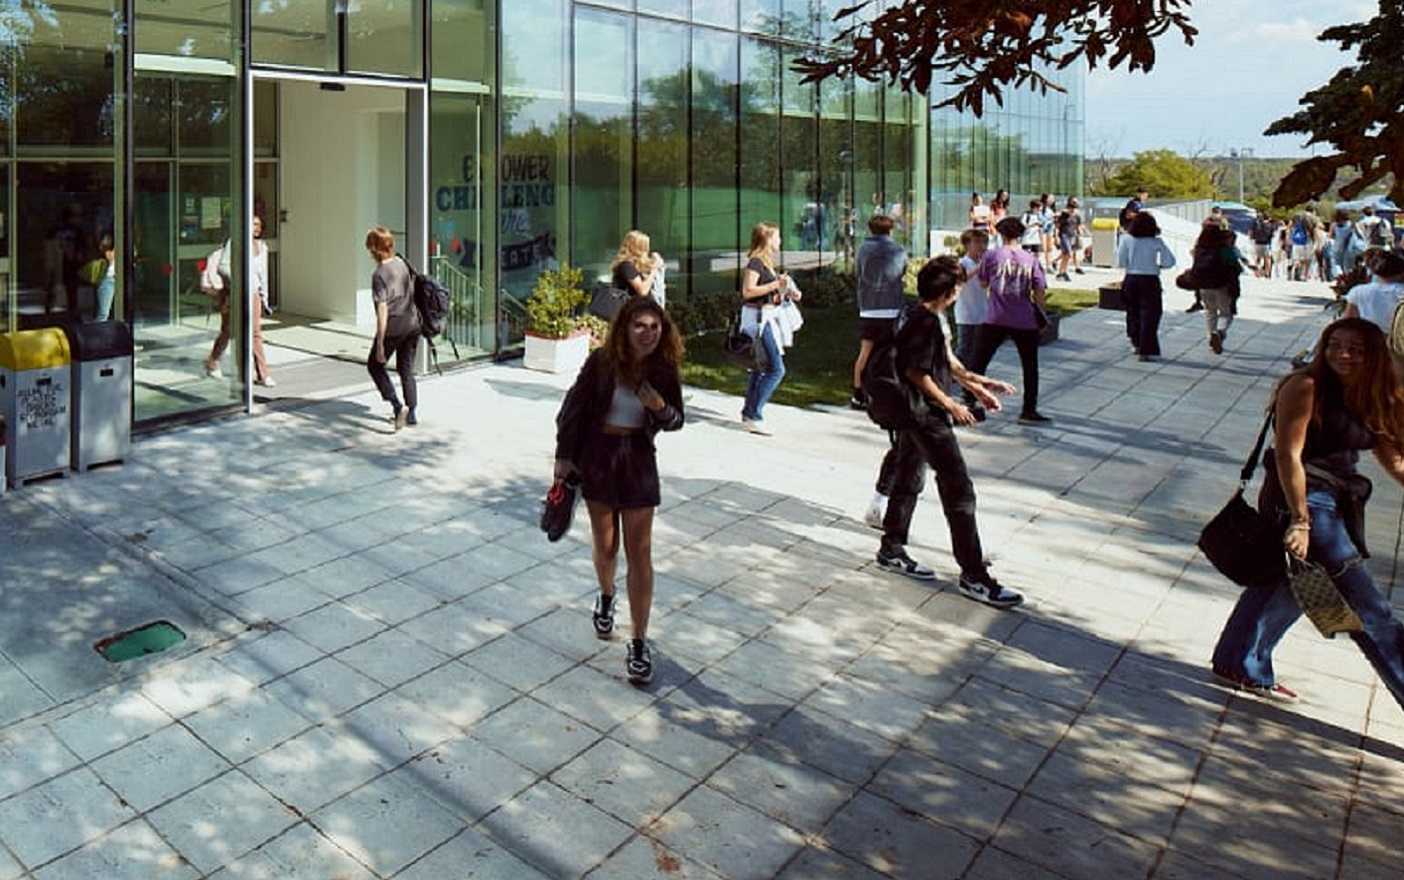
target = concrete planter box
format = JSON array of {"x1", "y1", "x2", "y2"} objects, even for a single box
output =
[{"x1": 523, "y1": 331, "x2": 590, "y2": 374}]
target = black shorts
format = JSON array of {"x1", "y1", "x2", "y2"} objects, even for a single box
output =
[
  {"x1": 859, "y1": 317, "x2": 895, "y2": 342},
  {"x1": 578, "y1": 430, "x2": 660, "y2": 509}
]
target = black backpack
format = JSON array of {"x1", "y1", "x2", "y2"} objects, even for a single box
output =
[
  {"x1": 398, "y1": 254, "x2": 451, "y2": 340},
  {"x1": 860, "y1": 312, "x2": 925, "y2": 430}
]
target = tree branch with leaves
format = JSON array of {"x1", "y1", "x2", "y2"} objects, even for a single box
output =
[{"x1": 793, "y1": 1, "x2": 1197, "y2": 115}]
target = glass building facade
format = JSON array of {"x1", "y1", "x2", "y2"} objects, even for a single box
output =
[{"x1": 0, "y1": 0, "x2": 1082, "y2": 428}]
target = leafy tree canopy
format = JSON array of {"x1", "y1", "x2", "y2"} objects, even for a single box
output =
[
  {"x1": 1264, "y1": 4, "x2": 1404, "y2": 207},
  {"x1": 796, "y1": 1, "x2": 1402, "y2": 207},
  {"x1": 793, "y1": 1, "x2": 1197, "y2": 116},
  {"x1": 1091, "y1": 150, "x2": 1215, "y2": 199}
]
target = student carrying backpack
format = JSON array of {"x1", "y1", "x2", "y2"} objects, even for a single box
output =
[
  {"x1": 861, "y1": 310, "x2": 924, "y2": 430},
  {"x1": 397, "y1": 253, "x2": 459, "y2": 368},
  {"x1": 1290, "y1": 222, "x2": 1308, "y2": 247}
]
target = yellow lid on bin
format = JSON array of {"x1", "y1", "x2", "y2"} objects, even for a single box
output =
[
  {"x1": 1090, "y1": 217, "x2": 1119, "y2": 231},
  {"x1": 0, "y1": 328, "x2": 72, "y2": 370}
]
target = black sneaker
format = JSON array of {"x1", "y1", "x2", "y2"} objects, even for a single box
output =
[
  {"x1": 849, "y1": 390, "x2": 868, "y2": 410},
  {"x1": 406, "y1": 408, "x2": 419, "y2": 426},
  {"x1": 592, "y1": 593, "x2": 615, "y2": 639},
  {"x1": 625, "y1": 638, "x2": 653, "y2": 685},
  {"x1": 958, "y1": 572, "x2": 1024, "y2": 609},
  {"x1": 1017, "y1": 412, "x2": 1053, "y2": 426},
  {"x1": 876, "y1": 548, "x2": 937, "y2": 581}
]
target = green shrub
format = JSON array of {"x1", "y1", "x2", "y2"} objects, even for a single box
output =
[{"x1": 525, "y1": 264, "x2": 588, "y2": 339}]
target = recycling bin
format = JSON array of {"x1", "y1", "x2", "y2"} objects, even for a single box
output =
[
  {"x1": 0, "y1": 328, "x2": 72, "y2": 488},
  {"x1": 66, "y1": 322, "x2": 133, "y2": 472},
  {"x1": 1091, "y1": 217, "x2": 1119, "y2": 268}
]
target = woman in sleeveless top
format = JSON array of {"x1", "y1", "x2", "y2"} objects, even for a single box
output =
[{"x1": 1211, "y1": 318, "x2": 1404, "y2": 709}]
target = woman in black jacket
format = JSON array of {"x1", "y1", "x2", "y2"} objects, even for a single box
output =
[{"x1": 555, "y1": 296, "x2": 685, "y2": 685}]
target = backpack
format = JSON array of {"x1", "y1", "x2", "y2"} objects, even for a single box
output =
[
  {"x1": 398, "y1": 254, "x2": 451, "y2": 339},
  {"x1": 1251, "y1": 218, "x2": 1274, "y2": 245},
  {"x1": 1389, "y1": 300, "x2": 1404, "y2": 359},
  {"x1": 1368, "y1": 219, "x2": 1391, "y2": 248},
  {"x1": 860, "y1": 311, "x2": 925, "y2": 430},
  {"x1": 1190, "y1": 246, "x2": 1233, "y2": 289},
  {"x1": 1290, "y1": 222, "x2": 1308, "y2": 246}
]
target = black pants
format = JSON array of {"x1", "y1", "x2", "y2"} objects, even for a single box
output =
[
  {"x1": 881, "y1": 415, "x2": 987, "y2": 579},
  {"x1": 967, "y1": 323, "x2": 1040, "y2": 417},
  {"x1": 368, "y1": 330, "x2": 420, "y2": 412},
  {"x1": 1122, "y1": 274, "x2": 1163, "y2": 356}
]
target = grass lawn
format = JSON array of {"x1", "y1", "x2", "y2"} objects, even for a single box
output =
[{"x1": 679, "y1": 287, "x2": 1098, "y2": 410}]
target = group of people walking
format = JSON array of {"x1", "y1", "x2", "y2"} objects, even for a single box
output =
[{"x1": 537, "y1": 198, "x2": 1404, "y2": 722}]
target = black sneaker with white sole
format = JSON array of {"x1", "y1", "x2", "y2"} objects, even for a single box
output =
[
  {"x1": 625, "y1": 638, "x2": 653, "y2": 685},
  {"x1": 958, "y1": 572, "x2": 1024, "y2": 609},
  {"x1": 876, "y1": 548, "x2": 937, "y2": 581},
  {"x1": 592, "y1": 593, "x2": 616, "y2": 639}
]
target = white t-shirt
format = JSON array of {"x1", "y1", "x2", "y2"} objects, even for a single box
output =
[
  {"x1": 1345, "y1": 280, "x2": 1404, "y2": 332},
  {"x1": 953, "y1": 255, "x2": 988, "y2": 326}
]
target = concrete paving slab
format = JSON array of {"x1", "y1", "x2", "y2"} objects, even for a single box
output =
[{"x1": 3, "y1": 270, "x2": 1404, "y2": 877}]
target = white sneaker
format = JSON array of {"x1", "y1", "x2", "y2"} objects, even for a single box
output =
[
  {"x1": 864, "y1": 495, "x2": 888, "y2": 530},
  {"x1": 254, "y1": 376, "x2": 277, "y2": 387},
  {"x1": 204, "y1": 363, "x2": 223, "y2": 379},
  {"x1": 742, "y1": 417, "x2": 772, "y2": 436}
]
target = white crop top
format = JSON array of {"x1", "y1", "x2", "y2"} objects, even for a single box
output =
[{"x1": 604, "y1": 383, "x2": 647, "y2": 429}]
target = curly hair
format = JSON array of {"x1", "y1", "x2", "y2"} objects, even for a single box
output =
[
  {"x1": 1297, "y1": 317, "x2": 1404, "y2": 446},
  {"x1": 600, "y1": 295, "x2": 684, "y2": 383}
]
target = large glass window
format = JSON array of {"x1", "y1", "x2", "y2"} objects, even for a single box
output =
[
  {"x1": 635, "y1": 20, "x2": 688, "y2": 301},
  {"x1": 500, "y1": 0, "x2": 570, "y2": 315},
  {"x1": 572, "y1": 8, "x2": 632, "y2": 280},
  {"x1": 739, "y1": 38, "x2": 781, "y2": 241},
  {"x1": 691, "y1": 27, "x2": 739, "y2": 293}
]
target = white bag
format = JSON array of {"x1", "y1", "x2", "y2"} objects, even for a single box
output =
[{"x1": 200, "y1": 244, "x2": 226, "y2": 295}]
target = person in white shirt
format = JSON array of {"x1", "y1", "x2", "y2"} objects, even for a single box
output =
[{"x1": 1343, "y1": 250, "x2": 1404, "y2": 332}]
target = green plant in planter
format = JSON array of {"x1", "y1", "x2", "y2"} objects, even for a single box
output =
[{"x1": 525, "y1": 264, "x2": 588, "y2": 339}]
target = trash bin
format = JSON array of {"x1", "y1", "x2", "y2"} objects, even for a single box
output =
[
  {"x1": 1091, "y1": 217, "x2": 1119, "y2": 268},
  {"x1": 66, "y1": 322, "x2": 133, "y2": 472},
  {"x1": 0, "y1": 328, "x2": 72, "y2": 488}
]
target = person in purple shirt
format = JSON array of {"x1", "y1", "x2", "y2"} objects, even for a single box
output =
[{"x1": 967, "y1": 216, "x2": 1052, "y2": 425}]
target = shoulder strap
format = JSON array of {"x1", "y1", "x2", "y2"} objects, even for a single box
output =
[{"x1": 1239, "y1": 410, "x2": 1274, "y2": 486}]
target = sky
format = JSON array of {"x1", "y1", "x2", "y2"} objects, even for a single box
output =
[{"x1": 1083, "y1": 0, "x2": 1377, "y2": 159}]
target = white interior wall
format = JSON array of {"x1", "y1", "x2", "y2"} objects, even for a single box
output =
[{"x1": 277, "y1": 80, "x2": 405, "y2": 327}]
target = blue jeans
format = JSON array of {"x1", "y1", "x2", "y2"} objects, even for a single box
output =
[
  {"x1": 95, "y1": 277, "x2": 115, "y2": 321},
  {"x1": 742, "y1": 321, "x2": 785, "y2": 421},
  {"x1": 1211, "y1": 488, "x2": 1404, "y2": 711}
]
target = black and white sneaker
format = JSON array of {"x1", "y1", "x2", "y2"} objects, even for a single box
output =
[
  {"x1": 592, "y1": 593, "x2": 615, "y2": 639},
  {"x1": 958, "y1": 572, "x2": 1024, "y2": 609},
  {"x1": 876, "y1": 548, "x2": 937, "y2": 581},
  {"x1": 625, "y1": 638, "x2": 653, "y2": 685}
]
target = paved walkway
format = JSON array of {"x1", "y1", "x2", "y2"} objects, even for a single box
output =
[{"x1": 2, "y1": 268, "x2": 1401, "y2": 880}]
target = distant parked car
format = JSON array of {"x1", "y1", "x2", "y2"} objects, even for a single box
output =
[{"x1": 1214, "y1": 202, "x2": 1258, "y2": 235}]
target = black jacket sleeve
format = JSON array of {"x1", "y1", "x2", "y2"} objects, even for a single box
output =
[{"x1": 554, "y1": 352, "x2": 602, "y2": 463}]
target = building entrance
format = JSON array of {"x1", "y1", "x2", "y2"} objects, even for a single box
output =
[{"x1": 256, "y1": 77, "x2": 416, "y2": 367}]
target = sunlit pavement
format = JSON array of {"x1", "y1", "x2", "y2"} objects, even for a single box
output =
[{"x1": 2, "y1": 266, "x2": 1400, "y2": 879}]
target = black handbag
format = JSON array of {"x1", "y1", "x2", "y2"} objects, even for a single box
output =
[
  {"x1": 589, "y1": 282, "x2": 630, "y2": 321},
  {"x1": 722, "y1": 318, "x2": 764, "y2": 371},
  {"x1": 540, "y1": 475, "x2": 581, "y2": 542},
  {"x1": 1174, "y1": 269, "x2": 1200, "y2": 291},
  {"x1": 1197, "y1": 412, "x2": 1286, "y2": 587}
]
